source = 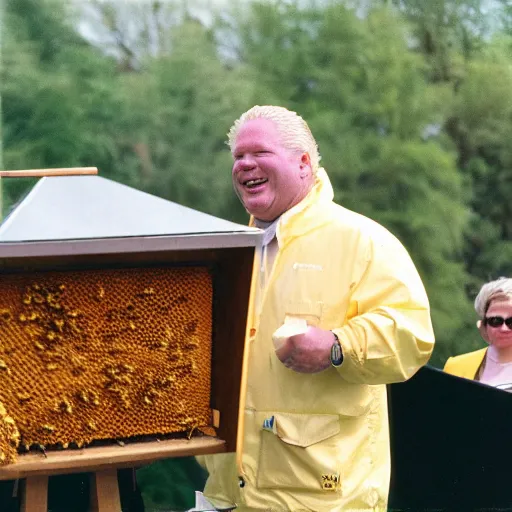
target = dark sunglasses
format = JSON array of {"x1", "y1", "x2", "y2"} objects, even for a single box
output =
[{"x1": 484, "y1": 316, "x2": 512, "y2": 329}]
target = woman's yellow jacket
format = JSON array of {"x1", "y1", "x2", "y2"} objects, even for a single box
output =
[
  {"x1": 202, "y1": 169, "x2": 435, "y2": 511},
  {"x1": 444, "y1": 348, "x2": 487, "y2": 380}
]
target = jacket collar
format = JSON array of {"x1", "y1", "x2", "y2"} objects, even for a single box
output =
[
  {"x1": 248, "y1": 167, "x2": 334, "y2": 245},
  {"x1": 277, "y1": 167, "x2": 334, "y2": 244}
]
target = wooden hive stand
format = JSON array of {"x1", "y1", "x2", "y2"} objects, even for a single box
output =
[{"x1": 0, "y1": 436, "x2": 225, "y2": 511}]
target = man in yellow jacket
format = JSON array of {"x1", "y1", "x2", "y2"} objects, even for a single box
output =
[{"x1": 201, "y1": 106, "x2": 435, "y2": 511}]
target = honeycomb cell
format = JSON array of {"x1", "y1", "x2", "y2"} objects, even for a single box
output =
[{"x1": 0, "y1": 266, "x2": 213, "y2": 462}]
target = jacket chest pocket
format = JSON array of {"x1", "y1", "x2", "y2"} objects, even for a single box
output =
[
  {"x1": 271, "y1": 261, "x2": 348, "y2": 324},
  {"x1": 256, "y1": 411, "x2": 342, "y2": 492},
  {"x1": 282, "y1": 300, "x2": 324, "y2": 328},
  {"x1": 273, "y1": 262, "x2": 328, "y2": 308}
]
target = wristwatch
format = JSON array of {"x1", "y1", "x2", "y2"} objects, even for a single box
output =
[{"x1": 330, "y1": 332, "x2": 343, "y2": 367}]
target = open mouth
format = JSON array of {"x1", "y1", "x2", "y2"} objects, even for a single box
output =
[{"x1": 243, "y1": 178, "x2": 268, "y2": 189}]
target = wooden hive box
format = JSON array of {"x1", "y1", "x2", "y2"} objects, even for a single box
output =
[{"x1": 0, "y1": 175, "x2": 261, "y2": 480}]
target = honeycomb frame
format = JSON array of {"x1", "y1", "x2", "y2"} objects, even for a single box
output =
[{"x1": 0, "y1": 265, "x2": 213, "y2": 460}]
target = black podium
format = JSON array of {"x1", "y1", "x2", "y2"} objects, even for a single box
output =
[{"x1": 388, "y1": 365, "x2": 512, "y2": 511}]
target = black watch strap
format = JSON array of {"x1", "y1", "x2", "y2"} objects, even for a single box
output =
[{"x1": 330, "y1": 332, "x2": 343, "y2": 367}]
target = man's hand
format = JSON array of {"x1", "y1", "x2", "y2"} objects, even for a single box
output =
[{"x1": 275, "y1": 326, "x2": 335, "y2": 373}]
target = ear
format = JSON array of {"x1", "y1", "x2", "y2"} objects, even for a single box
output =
[
  {"x1": 477, "y1": 319, "x2": 490, "y2": 344},
  {"x1": 299, "y1": 153, "x2": 312, "y2": 178},
  {"x1": 301, "y1": 153, "x2": 311, "y2": 167}
]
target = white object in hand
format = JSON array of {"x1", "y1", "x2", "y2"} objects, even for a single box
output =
[{"x1": 272, "y1": 315, "x2": 308, "y2": 350}]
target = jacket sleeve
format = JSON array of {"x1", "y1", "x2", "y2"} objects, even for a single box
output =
[{"x1": 332, "y1": 230, "x2": 435, "y2": 385}]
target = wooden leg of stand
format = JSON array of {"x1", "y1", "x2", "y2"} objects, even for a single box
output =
[
  {"x1": 90, "y1": 470, "x2": 121, "y2": 512},
  {"x1": 20, "y1": 476, "x2": 48, "y2": 512}
]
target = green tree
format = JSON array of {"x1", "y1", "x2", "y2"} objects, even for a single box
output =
[
  {"x1": 379, "y1": 0, "x2": 512, "y2": 355},
  {"x1": 446, "y1": 39, "x2": 512, "y2": 291},
  {"x1": 387, "y1": 0, "x2": 489, "y2": 81},
  {"x1": 2, "y1": 0, "x2": 123, "y2": 214},
  {"x1": 137, "y1": 457, "x2": 207, "y2": 510},
  {"x1": 108, "y1": 15, "x2": 253, "y2": 221}
]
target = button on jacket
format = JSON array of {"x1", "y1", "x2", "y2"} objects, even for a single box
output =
[{"x1": 202, "y1": 168, "x2": 435, "y2": 511}]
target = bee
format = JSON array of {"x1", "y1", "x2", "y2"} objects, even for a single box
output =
[
  {"x1": 78, "y1": 391, "x2": 89, "y2": 403},
  {"x1": 34, "y1": 341, "x2": 45, "y2": 351},
  {"x1": 186, "y1": 423, "x2": 199, "y2": 440},
  {"x1": 95, "y1": 286, "x2": 105, "y2": 301},
  {"x1": 37, "y1": 445, "x2": 48, "y2": 458},
  {"x1": 53, "y1": 319, "x2": 65, "y2": 332},
  {"x1": 57, "y1": 399, "x2": 73, "y2": 415}
]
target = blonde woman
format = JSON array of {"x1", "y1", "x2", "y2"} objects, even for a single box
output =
[{"x1": 444, "y1": 277, "x2": 512, "y2": 391}]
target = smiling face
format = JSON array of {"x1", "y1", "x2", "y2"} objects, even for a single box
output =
[
  {"x1": 485, "y1": 298, "x2": 512, "y2": 354},
  {"x1": 232, "y1": 118, "x2": 314, "y2": 222}
]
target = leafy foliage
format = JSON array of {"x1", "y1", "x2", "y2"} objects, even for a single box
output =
[{"x1": 137, "y1": 457, "x2": 207, "y2": 510}]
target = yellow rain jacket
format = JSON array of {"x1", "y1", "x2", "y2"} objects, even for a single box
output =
[
  {"x1": 203, "y1": 168, "x2": 435, "y2": 511},
  {"x1": 444, "y1": 348, "x2": 487, "y2": 380}
]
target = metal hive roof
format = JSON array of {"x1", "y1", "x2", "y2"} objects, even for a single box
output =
[{"x1": 0, "y1": 176, "x2": 256, "y2": 242}]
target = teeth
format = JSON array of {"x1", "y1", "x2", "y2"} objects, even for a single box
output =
[{"x1": 246, "y1": 179, "x2": 267, "y2": 187}]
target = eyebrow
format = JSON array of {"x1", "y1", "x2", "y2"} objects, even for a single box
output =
[{"x1": 234, "y1": 144, "x2": 273, "y2": 155}]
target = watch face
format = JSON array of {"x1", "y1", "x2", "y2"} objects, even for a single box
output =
[{"x1": 330, "y1": 340, "x2": 343, "y2": 367}]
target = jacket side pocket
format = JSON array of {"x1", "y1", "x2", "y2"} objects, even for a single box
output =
[{"x1": 256, "y1": 412, "x2": 341, "y2": 492}]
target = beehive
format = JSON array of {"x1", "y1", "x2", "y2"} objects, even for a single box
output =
[{"x1": 0, "y1": 265, "x2": 213, "y2": 461}]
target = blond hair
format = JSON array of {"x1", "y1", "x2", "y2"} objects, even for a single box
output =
[
  {"x1": 227, "y1": 105, "x2": 321, "y2": 173},
  {"x1": 474, "y1": 277, "x2": 512, "y2": 318}
]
